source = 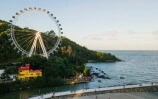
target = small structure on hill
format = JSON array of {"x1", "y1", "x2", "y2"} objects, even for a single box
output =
[
  {"x1": 0, "y1": 69, "x2": 5, "y2": 76},
  {"x1": 0, "y1": 69, "x2": 17, "y2": 83},
  {"x1": 18, "y1": 64, "x2": 42, "y2": 80}
]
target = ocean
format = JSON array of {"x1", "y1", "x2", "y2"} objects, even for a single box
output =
[{"x1": 86, "y1": 50, "x2": 158, "y2": 88}]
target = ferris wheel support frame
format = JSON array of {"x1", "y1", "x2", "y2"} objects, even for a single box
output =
[{"x1": 29, "y1": 32, "x2": 48, "y2": 58}]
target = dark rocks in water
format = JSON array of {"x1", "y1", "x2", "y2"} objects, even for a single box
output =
[
  {"x1": 91, "y1": 67, "x2": 110, "y2": 79},
  {"x1": 98, "y1": 75, "x2": 111, "y2": 79},
  {"x1": 120, "y1": 77, "x2": 125, "y2": 79},
  {"x1": 98, "y1": 75, "x2": 105, "y2": 78},
  {"x1": 105, "y1": 76, "x2": 111, "y2": 79},
  {"x1": 127, "y1": 83, "x2": 135, "y2": 85},
  {"x1": 103, "y1": 73, "x2": 106, "y2": 75},
  {"x1": 98, "y1": 80, "x2": 101, "y2": 82},
  {"x1": 91, "y1": 73, "x2": 99, "y2": 77},
  {"x1": 90, "y1": 66, "x2": 93, "y2": 68}
]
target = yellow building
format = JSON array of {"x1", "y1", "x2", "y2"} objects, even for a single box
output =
[{"x1": 18, "y1": 64, "x2": 42, "y2": 80}]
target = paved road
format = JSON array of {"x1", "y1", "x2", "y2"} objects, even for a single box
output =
[
  {"x1": 29, "y1": 83, "x2": 158, "y2": 99},
  {"x1": 70, "y1": 92, "x2": 158, "y2": 99}
]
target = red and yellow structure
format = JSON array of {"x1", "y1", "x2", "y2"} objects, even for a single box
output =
[{"x1": 18, "y1": 64, "x2": 42, "y2": 80}]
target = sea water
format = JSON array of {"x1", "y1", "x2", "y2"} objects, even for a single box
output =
[{"x1": 86, "y1": 50, "x2": 158, "y2": 88}]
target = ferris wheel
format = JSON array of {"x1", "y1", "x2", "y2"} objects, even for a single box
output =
[{"x1": 7, "y1": 7, "x2": 63, "y2": 59}]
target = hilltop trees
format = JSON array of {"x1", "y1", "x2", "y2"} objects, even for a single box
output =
[{"x1": 0, "y1": 30, "x2": 20, "y2": 63}]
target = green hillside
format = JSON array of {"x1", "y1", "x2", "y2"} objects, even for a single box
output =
[{"x1": 0, "y1": 20, "x2": 121, "y2": 64}]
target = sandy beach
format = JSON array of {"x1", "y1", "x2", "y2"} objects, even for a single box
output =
[{"x1": 69, "y1": 92, "x2": 158, "y2": 99}]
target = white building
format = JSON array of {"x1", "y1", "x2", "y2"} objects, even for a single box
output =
[{"x1": 0, "y1": 69, "x2": 5, "y2": 76}]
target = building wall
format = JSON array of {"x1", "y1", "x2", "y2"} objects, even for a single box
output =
[{"x1": 18, "y1": 69, "x2": 42, "y2": 80}]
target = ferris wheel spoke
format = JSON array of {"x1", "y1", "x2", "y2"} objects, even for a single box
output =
[
  {"x1": 17, "y1": 35, "x2": 34, "y2": 44},
  {"x1": 15, "y1": 32, "x2": 33, "y2": 39},
  {"x1": 22, "y1": 36, "x2": 35, "y2": 51},
  {"x1": 25, "y1": 38, "x2": 35, "y2": 52},
  {"x1": 14, "y1": 30, "x2": 33, "y2": 35},
  {"x1": 15, "y1": 34, "x2": 34, "y2": 44},
  {"x1": 17, "y1": 34, "x2": 34, "y2": 48},
  {"x1": 43, "y1": 38, "x2": 56, "y2": 51},
  {"x1": 41, "y1": 34, "x2": 54, "y2": 44},
  {"x1": 43, "y1": 41, "x2": 52, "y2": 51},
  {"x1": 42, "y1": 34, "x2": 57, "y2": 45},
  {"x1": 18, "y1": 34, "x2": 34, "y2": 44},
  {"x1": 42, "y1": 35, "x2": 54, "y2": 45},
  {"x1": 16, "y1": 36, "x2": 34, "y2": 53},
  {"x1": 14, "y1": 31, "x2": 33, "y2": 35}
]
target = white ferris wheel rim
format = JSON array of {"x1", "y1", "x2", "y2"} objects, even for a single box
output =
[{"x1": 8, "y1": 7, "x2": 63, "y2": 57}]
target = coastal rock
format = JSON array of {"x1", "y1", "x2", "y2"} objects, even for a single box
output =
[
  {"x1": 120, "y1": 77, "x2": 125, "y2": 79},
  {"x1": 91, "y1": 73, "x2": 99, "y2": 77},
  {"x1": 98, "y1": 80, "x2": 101, "y2": 82},
  {"x1": 98, "y1": 75, "x2": 111, "y2": 79},
  {"x1": 105, "y1": 76, "x2": 111, "y2": 79}
]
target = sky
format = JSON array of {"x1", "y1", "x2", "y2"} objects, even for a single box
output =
[{"x1": 0, "y1": 0, "x2": 158, "y2": 50}]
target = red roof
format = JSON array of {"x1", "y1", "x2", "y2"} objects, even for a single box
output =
[
  {"x1": 18, "y1": 64, "x2": 42, "y2": 72},
  {"x1": 19, "y1": 64, "x2": 30, "y2": 71}
]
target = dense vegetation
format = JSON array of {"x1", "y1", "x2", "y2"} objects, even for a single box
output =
[{"x1": 0, "y1": 20, "x2": 121, "y2": 94}]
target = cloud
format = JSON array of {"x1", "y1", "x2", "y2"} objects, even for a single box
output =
[
  {"x1": 82, "y1": 30, "x2": 118, "y2": 40},
  {"x1": 102, "y1": 30, "x2": 118, "y2": 37},
  {"x1": 82, "y1": 29, "x2": 157, "y2": 41},
  {"x1": 152, "y1": 30, "x2": 158, "y2": 35},
  {"x1": 152, "y1": 30, "x2": 158, "y2": 39},
  {"x1": 128, "y1": 30, "x2": 137, "y2": 34},
  {"x1": 83, "y1": 36, "x2": 102, "y2": 40},
  {"x1": 127, "y1": 30, "x2": 149, "y2": 34}
]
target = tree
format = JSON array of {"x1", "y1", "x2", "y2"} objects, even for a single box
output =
[
  {"x1": 83, "y1": 67, "x2": 90, "y2": 76},
  {"x1": 21, "y1": 55, "x2": 47, "y2": 70}
]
